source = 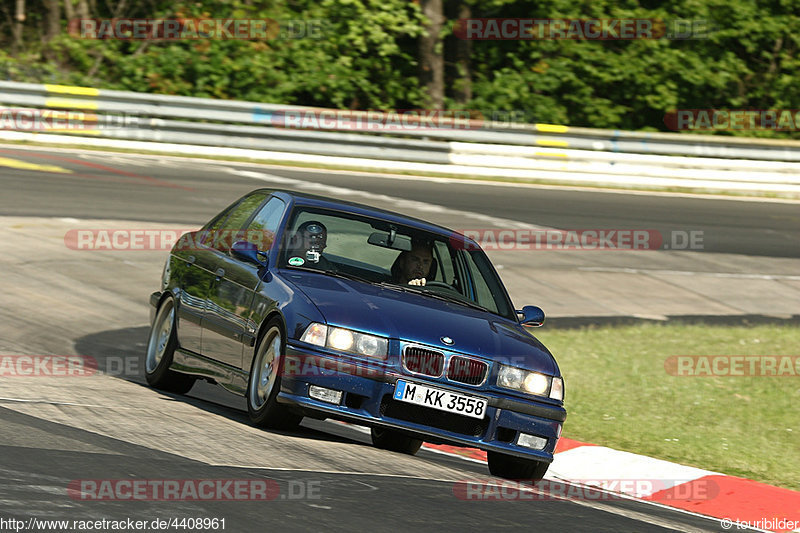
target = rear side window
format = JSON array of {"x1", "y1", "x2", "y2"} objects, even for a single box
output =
[
  {"x1": 433, "y1": 240, "x2": 454, "y2": 284},
  {"x1": 211, "y1": 192, "x2": 268, "y2": 252}
]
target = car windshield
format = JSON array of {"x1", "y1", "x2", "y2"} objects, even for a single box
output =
[{"x1": 278, "y1": 206, "x2": 515, "y2": 319}]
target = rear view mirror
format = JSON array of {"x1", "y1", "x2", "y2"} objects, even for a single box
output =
[{"x1": 368, "y1": 231, "x2": 412, "y2": 251}]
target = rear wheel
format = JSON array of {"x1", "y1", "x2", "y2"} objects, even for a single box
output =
[
  {"x1": 370, "y1": 427, "x2": 423, "y2": 455},
  {"x1": 246, "y1": 319, "x2": 302, "y2": 429},
  {"x1": 487, "y1": 451, "x2": 549, "y2": 482},
  {"x1": 145, "y1": 297, "x2": 195, "y2": 394}
]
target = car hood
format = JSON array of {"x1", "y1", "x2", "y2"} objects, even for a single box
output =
[{"x1": 280, "y1": 270, "x2": 557, "y2": 375}]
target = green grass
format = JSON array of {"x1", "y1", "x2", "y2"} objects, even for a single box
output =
[{"x1": 534, "y1": 323, "x2": 800, "y2": 490}]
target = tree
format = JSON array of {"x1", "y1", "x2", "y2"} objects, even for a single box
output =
[
  {"x1": 449, "y1": 1, "x2": 472, "y2": 104},
  {"x1": 12, "y1": 0, "x2": 25, "y2": 55},
  {"x1": 419, "y1": 0, "x2": 445, "y2": 109}
]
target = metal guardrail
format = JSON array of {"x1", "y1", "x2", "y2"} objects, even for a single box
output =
[{"x1": 2, "y1": 81, "x2": 800, "y2": 194}]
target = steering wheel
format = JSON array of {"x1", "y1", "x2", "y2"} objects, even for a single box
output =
[{"x1": 422, "y1": 281, "x2": 456, "y2": 290}]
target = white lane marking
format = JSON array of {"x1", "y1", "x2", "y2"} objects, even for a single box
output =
[
  {"x1": 78, "y1": 153, "x2": 191, "y2": 169},
  {"x1": 325, "y1": 419, "x2": 371, "y2": 435},
  {"x1": 224, "y1": 168, "x2": 552, "y2": 231},
  {"x1": 228, "y1": 169, "x2": 300, "y2": 184},
  {"x1": 0, "y1": 467, "x2": 72, "y2": 484},
  {"x1": 549, "y1": 446, "x2": 717, "y2": 498},
  {"x1": 41, "y1": 143, "x2": 800, "y2": 204},
  {"x1": 418, "y1": 446, "x2": 487, "y2": 465},
  {"x1": 9, "y1": 484, "x2": 65, "y2": 496},
  {"x1": 579, "y1": 267, "x2": 800, "y2": 281},
  {"x1": 206, "y1": 465, "x2": 465, "y2": 484},
  {"x1": 215, "y1": 161, "x2": 800, "y2": 204}
]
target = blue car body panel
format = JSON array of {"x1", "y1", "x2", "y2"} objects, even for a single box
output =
[{"x1": 151, "y1": 189, "x2": 566, "y2": 464}]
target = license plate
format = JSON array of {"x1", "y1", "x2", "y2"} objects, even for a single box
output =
[{"x1": 393, "y1": 379, "x2": 487, "y2": 419}]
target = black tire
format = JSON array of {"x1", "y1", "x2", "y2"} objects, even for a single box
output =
[
  {"x1": 145, "y1": 297, "x2": 196, "y2": 394},
  {"x1": 370, "y1": 427, "x2": 423, "y2": 455},
  {"x1": 487, "y1": 451, "x2": 549, "y2": 482},
  {"x1": 246, "y1": 319, "x2": 302, "y2": 429}
]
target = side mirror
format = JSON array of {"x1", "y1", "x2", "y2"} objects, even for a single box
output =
[
  {"x1": 231, "y1": 240, "x2": 267, "y2": 266},
  {"x1": 517, "y1": 305, "x2": 545, "y2": 327}
]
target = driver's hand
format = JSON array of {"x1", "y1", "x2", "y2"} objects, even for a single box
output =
[{"x1": 408, "y1": 278, "x2": 426, "y2": 286}]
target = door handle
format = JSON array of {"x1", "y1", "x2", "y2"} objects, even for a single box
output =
[
  {"x1": 186, "y1": 255, "x2": 196, "y2": 265},
  {"x1": 215, "y1": 268, "x2": 225, "y2": 279}
]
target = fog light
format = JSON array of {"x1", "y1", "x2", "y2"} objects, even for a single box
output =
[
  {"x1": 309, "y1": 385, "x2": 343, "y2": 405},
  {"x1": 517, "y1": 433, "x2": 547, "y2": 450}
]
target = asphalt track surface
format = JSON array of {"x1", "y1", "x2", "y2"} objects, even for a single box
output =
[
  {"x1": 0, "y1": 145, "x2": 798, "y2": 258},
  {"x1": 0, "y1": 145, "x2": 788, "y2": 532}
]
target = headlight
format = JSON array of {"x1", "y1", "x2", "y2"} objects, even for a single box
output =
[
  {"x1": 328, "y1": 328, "x2": 354, "y2": 351},
  {"x1": 497, "y1": 365, "x2": 560, "y2": 399},
  {"x1": 300, "y1": 323, "x2": 388, "y2": 359},
  {"x1": 355, "y1": 334, "x2": 385, "y2": 357}
]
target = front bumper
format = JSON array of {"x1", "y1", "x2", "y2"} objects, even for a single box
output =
[{"x1": 279, "y1": 342, "x2": 566, "y2": 463}]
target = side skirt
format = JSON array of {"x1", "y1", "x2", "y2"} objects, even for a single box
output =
[{"x1": 172, "y1": 348, "x2": 249, "y2": 396}]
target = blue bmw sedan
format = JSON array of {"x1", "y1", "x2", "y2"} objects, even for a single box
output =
[{"x1": 146, "y1": 189, "x2": 566, "y2": 480}]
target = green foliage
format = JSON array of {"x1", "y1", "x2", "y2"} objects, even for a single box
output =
[
  {"x1": 1, "y1": 0, "x2": 799, "y2": 136},
  {"x1": 466, "y1": 0, "x2": 800, "y2": 135}
]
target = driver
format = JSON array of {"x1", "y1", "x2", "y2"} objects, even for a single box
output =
[
  {"x1": 286, "y1": 220, "x2": 333, "y2": 269},
  {"x1": 391, "y1": 240, "x2": 433, "y2": 286}
]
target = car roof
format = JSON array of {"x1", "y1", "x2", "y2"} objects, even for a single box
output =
[{"x1": 266, "y1": 189, "x2": 469, "y2": 238}]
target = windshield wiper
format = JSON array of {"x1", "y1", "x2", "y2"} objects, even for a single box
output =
[
  {"x1": 379, "y1": 282, "x2": 488, "y2": 313},
  {"x1": 421, "y1": 290, "x2": 489, "y2": 312}
]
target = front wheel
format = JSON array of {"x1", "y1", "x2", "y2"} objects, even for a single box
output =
[
  {"x1": 487, "y1": 451, "x2": 549, "y2": 482},
  {"x1": 370, "y1": 427, "x2": 423, "y2": 455},
  {"x1": 145, "y1": 297, "x2": 195, "y2": 394},
  {"x1": 246, "y1": 319, "x2": 302, "y2": 429}
]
